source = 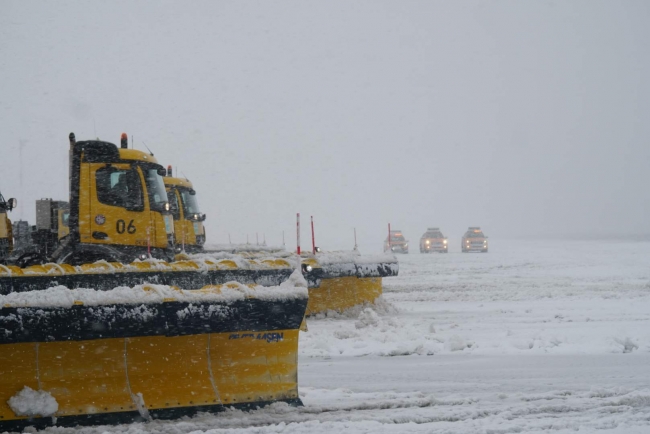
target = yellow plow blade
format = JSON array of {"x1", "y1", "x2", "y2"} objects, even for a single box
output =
[
  {"x1": 0, "y1": 283, "x2": 306, "y2": 430},
  {"x1": 306, "y1": 276, "x2": 382, "y2": 315}
]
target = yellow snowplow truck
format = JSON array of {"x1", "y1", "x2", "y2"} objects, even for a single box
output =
[
  {"x1": 1, "y1": 133, "x2": 320, "y2": 288},
  {"x1": 163, "y1": 167, "x2": 206, "y2": 253},
  {"x1": 0, "y1": 192, "x2": 17, "y2": 261},
  {"x1": 0, "y1": 133, "x2": 317, "y2": 430}
]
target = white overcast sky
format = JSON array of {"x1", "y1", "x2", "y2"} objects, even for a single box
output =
[{"x1": 1, "y1": 0, "x2": 649, "y2": 251}]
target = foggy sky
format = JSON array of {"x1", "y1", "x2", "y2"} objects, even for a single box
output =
[{"x1": 1, "y1": 0, "x2": 649, "y2": 252}]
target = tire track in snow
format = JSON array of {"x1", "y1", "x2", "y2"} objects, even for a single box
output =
[{"x1": 31, "y1": 389, "x2": 650, "y2": 434}]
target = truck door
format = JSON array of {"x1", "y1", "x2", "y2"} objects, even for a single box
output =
[{"x1": 89, "y1": 163, "x2": 148, "y2": 248}]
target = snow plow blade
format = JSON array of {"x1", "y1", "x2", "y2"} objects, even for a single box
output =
[
  {"x1": 0, "y1": 257, "x2": 321, "y2": 295},
  {"x1": 0, "y1": 282, "x2": 308, "y2": 431},
  {"x1": 306, "y1": 253, "x2": 399, "y2": 315}
]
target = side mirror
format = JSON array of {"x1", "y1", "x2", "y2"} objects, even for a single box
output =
[
  {"x1": 201, "y1": 213, "x2": 206, "y2": 221},
  {"x1": 157, "y1": 167, "x2": 167, "y2": 176},
  {"x1": 8, "y1": 198, "x2": 17, "y2": 211},
  {"x1": 189, "y1": 189, "x2": 196, "y2": 196}
]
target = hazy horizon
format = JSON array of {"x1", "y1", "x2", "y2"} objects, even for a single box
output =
[{"x1": 2, "y1": 1, "x2": 649, "y2": 252}]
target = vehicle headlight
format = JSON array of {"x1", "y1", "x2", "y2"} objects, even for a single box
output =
[
  {"x1": 443, "y1": 240, "x2": 447, "y2": 244},
  {"x1": 426, "y1": 240, "x2": 430, "y2": 244},
  {"x1": 164, "y1": 202, "x2": 170, "y2": 211}
]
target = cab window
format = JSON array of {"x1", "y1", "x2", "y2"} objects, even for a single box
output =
[
  {"x1": 168, "y1": 190, "x2": 181, "y2": 220},
  {"x1": 180, "y1": 189, "x2": 201, "y2": 216},
  {"x1": 96, "y1": 167, "x2": 144, "y2": 211},
  {"x1": 61, "y1": 211, "x2": 70, "y2": 227}
]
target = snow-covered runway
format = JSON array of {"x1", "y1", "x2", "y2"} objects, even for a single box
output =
[{"x1": 13, "y1": 240, "x2": 650, "y2": 433}]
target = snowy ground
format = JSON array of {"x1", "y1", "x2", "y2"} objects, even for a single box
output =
[{"x1": 12, "y1": 240, "x2": 650, "y2": 433}]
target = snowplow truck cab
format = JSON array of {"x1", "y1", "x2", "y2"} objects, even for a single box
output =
[
  {"x1": 419, "y1": 228, "x2": 448, "y2": 253},
  {"x1": 0, "y1": 193, "x2": 17, "y2": 261},
  {"x1": 163, "y1": 167, "x2": 206, "y2": 253},
  {"x1": 462, "y1": 227, "x2": 488, "y2": 252},
  {"x1": 56, "y1": 132, "x2": 175, "y2": 264},
  {"x1": 384, "y1": 230, "x2": 408, "y2": 254}
]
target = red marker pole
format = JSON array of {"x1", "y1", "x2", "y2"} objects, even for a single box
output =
[
  {"x1": 296, "y1": 213, "x2": 301, "y2": 255},
  {"x1": 311, "y1": 216, "x2": 315, "y2": 254}
]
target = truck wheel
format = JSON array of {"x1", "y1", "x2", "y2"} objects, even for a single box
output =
[{"x1": 16, "y1": 252, "x2": 46, "y2": 268}]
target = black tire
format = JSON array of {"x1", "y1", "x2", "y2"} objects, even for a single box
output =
[{"x1": 16, "y1": 251, "x2": 47, "y2": 268}]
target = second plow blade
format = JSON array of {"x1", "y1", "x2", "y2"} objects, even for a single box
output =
[
  {"x1": 0, "y1": 282, "x2": 308, "y2": 431},
  {"x1": 306, "y1": 252, "x2": 399, "y2": 315}
]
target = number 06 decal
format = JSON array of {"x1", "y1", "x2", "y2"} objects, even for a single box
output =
[{"x1": 116, "y1": 219, "x2": 137, "y2": 234}]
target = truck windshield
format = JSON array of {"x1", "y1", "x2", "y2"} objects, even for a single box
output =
[
  {"x1": 180, "y1": 189, "x2": 201, "y2": 216},
  {"x1": 144, "y1": 168, "x2": 169, "y2": 211},
  {"x1": 466, "y1": 232, "x2": 484, "y2": 238},
  {"x1": 425, "y1": 232, "x2": 443, "y2": 238}
]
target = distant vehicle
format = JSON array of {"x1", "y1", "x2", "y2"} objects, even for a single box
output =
[
  {"x1": 419, "y1": 227, "x2": 448, "y2": 253},
  {"x1": 462, "y1": 227, "x2": 488, "y2": 252},
  {"x1": 385, "y1": 230, "x2": 409, "y2": 254}
]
